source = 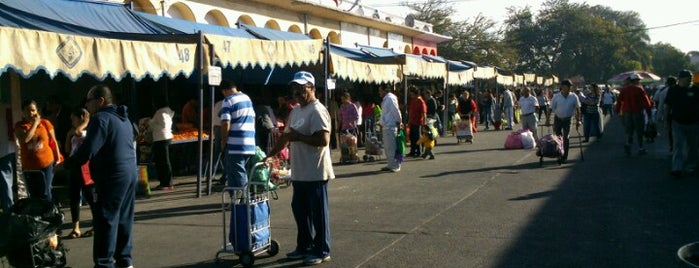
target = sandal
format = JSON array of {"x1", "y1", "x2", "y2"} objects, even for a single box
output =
[
  {"x1": 82, "y1": 229, "x2": 94, "y2": 237},
  {"x1": 68, "y1": 230, "x2": 81, "y2": 239}
]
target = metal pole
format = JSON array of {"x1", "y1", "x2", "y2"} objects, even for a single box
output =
[
  {"x1": 207, "y1": 43, "x2": 215, "y2": 196},
  {"x1": 324, "y1": 38, "x2": 329, "y2": 106},
  {"x1": 443, "y1": 62, "x2": 449, "y2": 136},
  {"x1": 196, "y1": 31, "x2": 204, "y2": 198}
]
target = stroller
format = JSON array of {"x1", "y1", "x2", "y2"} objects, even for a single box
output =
[
  {"x1": 340, "y1": 130, "x2": 359, "y2": 164},
  {"x1": 454, "y1": 116, "x2": 473, "y2": 144},
  {"x1": 0, "y1": 197, "x2": 67, "y2": 268},
  {"x1": 363, "y1": 123, "x2": 383, "y2": 162}
]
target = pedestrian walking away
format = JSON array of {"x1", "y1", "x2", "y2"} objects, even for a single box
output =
[
  {"x1": 266, "y1": 71, "x2": 335, "y2": 266},
  {"x1": 64, "y1": 85, "x2": 138, "y2": 268},
  {"x1": 615, "y1": 73, "x2": 652, "y2": 156}
]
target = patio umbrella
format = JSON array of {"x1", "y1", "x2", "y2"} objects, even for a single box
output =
[{"x1": 608, "y1": 71, "x2": 662, "y2": 84}]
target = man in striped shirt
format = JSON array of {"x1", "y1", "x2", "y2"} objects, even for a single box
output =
[{"x1": 219, "y1": 80, "x2": 256, "y2": 188}]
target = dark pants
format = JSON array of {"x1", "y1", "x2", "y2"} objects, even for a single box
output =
[
  {"x1": 409, "y1": 124, "x2": 422, "y2": 156},
  {"x1": 93, "y1": 175, "x2": 137, "y2": 268},
  {"x1": 69, "y1": 168, "x2": 95, "y2": 223},
  {"x1": 583, "y1": 112, "x2": 603, "y2": 139},
  {"x1": 24, "y1": 162, "x2": 54, "y2": 202},
  {"x1": 291, "y1": 180, "x2": 331, "y2": 257},
  {"x1": 152, "y1": 139, "x2": 173, "y2": 187},
  {"x1": 554, "y1": 117, "x2": 572, "y2": 159}
]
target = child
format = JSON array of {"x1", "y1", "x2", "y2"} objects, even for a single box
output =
[
  {"x1": 64, "y1": 108, "x2": 95, "y2": 239},
  {"x1": 417, "y1": 125, "x2": 436, "y2": 160}
]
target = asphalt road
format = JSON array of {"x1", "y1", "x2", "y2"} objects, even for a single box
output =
[{"x1": 50, "y1": 116, "x2": 699, "y2": 268}]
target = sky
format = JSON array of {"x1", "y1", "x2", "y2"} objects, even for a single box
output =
[{"x1": 359, "y1": 0, "x2": 698, "y2": 53}]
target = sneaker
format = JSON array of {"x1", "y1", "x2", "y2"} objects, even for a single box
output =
[
  {"x1": 380, "y1": 167, "x2": 391, "y2": 172},
  {"x1": 390, "y1": 168, "x2": 400, "y2": 172},
  {"x1": 638, "y1": 148, "x2": 647, "y2": 155},
  {"x1": 303, "y1": 255, "x2": 331, "y2": 265},
  {"x1": 286, "y1": 249, "x2": 310, "y2": 260},
  {"x1": 623, "y1": 145, "x2": 631, "y2": 156}
]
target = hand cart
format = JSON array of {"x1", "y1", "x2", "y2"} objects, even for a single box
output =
[{"x1": 215, "y1": 163, "x2": 279, "y2": 267}]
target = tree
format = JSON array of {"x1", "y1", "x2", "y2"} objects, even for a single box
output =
[
  {"x1": 651, "y1": 43, "x2": 693, "y2": 77},
  {"x1": 403, "y1": 0, "x2": 515, "y2": 67},
  {"x1": 503, "y1": 0, "x2": 655, "y2": 83}
]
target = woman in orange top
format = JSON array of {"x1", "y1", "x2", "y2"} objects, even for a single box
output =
[{"x1": 15, "y1": 100, "x2": 59, "y2": 201}]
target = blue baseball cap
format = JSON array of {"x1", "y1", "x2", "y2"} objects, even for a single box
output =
[{"x1": 289, "y1": 71, "x2": 315, "y2": 86}]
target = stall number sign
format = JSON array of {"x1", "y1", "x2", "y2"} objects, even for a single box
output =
[{"x1": 208, "y1": 66, "x2": 222, "y2": 86}]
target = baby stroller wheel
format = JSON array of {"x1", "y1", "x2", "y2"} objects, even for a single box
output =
[
  {"x1": 363, "y1": 155, "x2": 368, "y2": 161},
  {"x1": 369, "y1": 156, "x2": 375, "y2": 162},
  {"x1": 268, "y1": 240, "x2": 280, "y2": 256}
]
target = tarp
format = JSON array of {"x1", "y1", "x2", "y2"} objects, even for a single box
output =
[
  {"x1": 206, "y1": 34, "x2": 322, "y2": 69},
  {"x1": 0, "y1": 26, "x2": 200, "y2": 81},
  {"x1": 136, "y1": 13, "x2": 321, "y2": 69},
  {"x1": 240, "y1": 24, "x2": 311, "y2": 41},
  {"x1": 497, "y1": 74, "x2": 514, "y2": 86},
  {"x1": 0, "y1": 0, "x2": 169, "y2": 37},
  {"x1": 524, "y1": 73, "x2": 537, "y2": 84},
  {"x1": 328, "y1": 44, "x2": 401, "y2": 83},
  {"x1": 136, "y1": 12, "x2": 255, "y2": 38},
  {"x1": 421, "y1": 55, "x2": 474, "y2": 85},
  {"x1": 404, "y1": 54, "x2": 445, "y2": 79},
  {"x1": 473, "y1": 66, "x2": 497, "y2": 79}
]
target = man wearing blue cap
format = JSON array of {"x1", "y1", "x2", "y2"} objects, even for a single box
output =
[
  {"x1": 266, "y1": 71, "x2": 334, "y2": 265},
  {"x1": 664, "y1": 70, "x2": 699, "y2": 178}
]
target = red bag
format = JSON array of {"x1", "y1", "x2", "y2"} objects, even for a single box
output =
[
  {"x1": 504, "y1": 130, "x2": 524, "y2": 149},
  {"x1": 80, "y1": 161, "x2": 94, "y2": 186}
]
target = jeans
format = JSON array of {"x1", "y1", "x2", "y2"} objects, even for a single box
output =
[
  {"x1": 382, "y1": 127, "x2": 400, "y2": 170},
  {"x1": 671, "y1": 122, "x2": 699, "y2": 172},
  {"x1": 93, "y1": 174, "x2": 136, "y2": 268},
  {"x1": 291, "y1": 180, "x2": 331, "y2": 257},
  {"x1": 25, "y1": 162, "x2": 54, "y2": 202},
  {"x1": 0, "y1": 153, "x2": 14, "y2": 211},
  {"x1": 553, "y1": 117, "x2": 572, "y2": 159},
  {"x1": 583, "y1": 111, "x2": 603, "y2": 139},
  {"x1": 483, "y1": 107, "x2": 494, "y2": 129},
  {"x1": 224, "y1": 154, "x2": 252, "y2": 188}
]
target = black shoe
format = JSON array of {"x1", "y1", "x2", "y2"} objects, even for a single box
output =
[
  {"x1": 582, "y1": 139, "x2": 589, "y2": 143},
  {"x1": 671, "y1": 170, "x2": 682, "y2": 179}
]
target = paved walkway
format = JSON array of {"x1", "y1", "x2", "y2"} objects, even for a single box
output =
[{"x1": 6, "y1": 115, "x2": 699, "y2": 268}]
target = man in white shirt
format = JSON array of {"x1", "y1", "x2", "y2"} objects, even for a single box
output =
[
  {"x1": 550, "y1": 80, "x2": 581, "y2": 162},
  {"x1": 502, "y1": 87, "x2": 515, "y2": 130},
  {"x1": 379, "y1": 84, "x2": 403, "y2": 172},
  {"x1": 518, "y1": 87, "x2": 540, "y2": 142}
]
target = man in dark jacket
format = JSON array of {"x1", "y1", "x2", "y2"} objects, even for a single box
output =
[{"x1": 64, "y1": 85, "x2": 137, "y2": 268}]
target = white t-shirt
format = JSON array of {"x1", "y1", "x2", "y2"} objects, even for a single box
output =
[
  {"x1": 518, "y1": 95, "x2": 539, "y2": 115},
  {"x1": 602, "y1": 92, "x2": 615, "y2": 105},
  {"x1": 286, "y1": 100, "x2": 335, "y2": 182},
  {"x1": 550, "y1": 93, "x2": 581, "y2": 118},
  {"x1": 149, "y1": 107, "x2": 174, "y2": 141}
]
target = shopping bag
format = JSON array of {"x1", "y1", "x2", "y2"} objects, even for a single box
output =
[{"x1": 137, "y1": 165, "x2": 151, "y2": 196}]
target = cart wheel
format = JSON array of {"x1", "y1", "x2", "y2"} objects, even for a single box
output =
[
  {"x1": 268, "y1": 239, "x2": 280, "y2": 256},
  {"x1": 369, "y1": 156, "x2": 375, "y2": 162},
  {"x1": 363, "y1": 155, "x2": 368, "y2": 161},
  {"x1": 539, "y1": 157, "x2": 543, "y2": 167},
  {"x1": 239, "y1": 252, "x2": 254, "y2": 268}
]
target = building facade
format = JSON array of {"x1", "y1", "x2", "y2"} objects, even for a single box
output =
[{"x1": 121, "y1": 0, "x2": 450, "y2": 55}]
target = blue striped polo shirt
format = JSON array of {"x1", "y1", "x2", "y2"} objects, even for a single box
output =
[{"x1": 220, "y1": 92, "x2": 256, "y2": 155}]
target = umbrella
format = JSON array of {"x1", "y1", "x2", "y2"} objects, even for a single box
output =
[{"x1": 608, "y1": 71, "x2": 662, "y2": 84}]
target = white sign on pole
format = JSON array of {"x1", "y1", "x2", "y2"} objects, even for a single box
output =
[
  {"x1": 208, "y1": 66, "x2": 222, "y2": 86},
  {"x1": 326, "y1": 79, "x2": 336, "y2": 90}
]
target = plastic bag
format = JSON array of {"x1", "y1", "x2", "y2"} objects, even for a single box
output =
[
  {"x1": 520, "y1": 130, "x2": 536, "y2": 149},
  {"x1": 246, "y1": 147, "x2": 277, "y2": 192}
]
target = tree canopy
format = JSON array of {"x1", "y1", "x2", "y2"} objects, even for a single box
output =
[{"x1": 403, "y1": 0, "x2": 694, "y2": 83}]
